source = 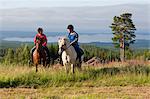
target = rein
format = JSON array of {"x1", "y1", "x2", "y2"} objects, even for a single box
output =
[{"x1": 62, "y1": 44, "x2": 71, "y2": 51}]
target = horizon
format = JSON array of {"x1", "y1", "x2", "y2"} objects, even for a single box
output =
[{"x1": 1, "y1": 31, "x2": 149, "y2": 43}]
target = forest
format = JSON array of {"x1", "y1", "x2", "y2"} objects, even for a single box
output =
[{"x1": 0, "y1": 43, "x2": 149, "y2": 65}]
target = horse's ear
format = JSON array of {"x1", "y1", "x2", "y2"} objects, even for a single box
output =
[
  {"x1": 58, "y1": 37, "x2": 61, "y2": 40},
  {"x1": 64, "y1": 38, "x2": 67, "y2": 41}
]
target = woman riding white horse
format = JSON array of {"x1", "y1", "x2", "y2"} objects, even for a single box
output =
[
  {"x1": 58, "y1": 37, "x2": 82, "y2": 74},
  {"x1": 58, "y1": 25, "x2": 84, "y2": 73},
  {"x1": 67, "y1": 25, "x2": 84, "y2": 63}
]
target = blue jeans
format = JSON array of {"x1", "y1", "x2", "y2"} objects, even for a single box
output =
[{"x1": 73, "y1": 46, "x2": 84, "y2": 61}]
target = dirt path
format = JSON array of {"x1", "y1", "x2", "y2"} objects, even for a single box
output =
[{"x1": 0, "y1": 86, "x2": 150, "y2": 98}]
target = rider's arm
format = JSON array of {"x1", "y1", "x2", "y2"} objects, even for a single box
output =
[
  {"x1": 70, "y1": 33, "x2": 78, "y2": 45},
  {"x1": 42, "y1": 35, "x2": 47, "y2": 46},
  {"x1": 34, "y1": 35, "x2": 37, "y2": 45}
]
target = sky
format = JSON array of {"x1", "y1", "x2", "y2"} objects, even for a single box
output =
[
  {"x1": 0, "y1": 0, "x2": 149, "y2": 43},
  {"x1": 0, "y1": 0, "x2": 149, "y2": 8}
]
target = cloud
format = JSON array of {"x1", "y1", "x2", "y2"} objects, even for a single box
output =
[{"x1": 0, "y1": 4, "x2": 149, "y2": 32}]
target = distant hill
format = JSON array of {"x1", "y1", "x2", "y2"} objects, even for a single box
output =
[
  {"x1": 86, "y1": 39, "x2": 150, "y2": 49},
  {"x1": 0, "y1": 39, "x2": 149, "y2": 49}
]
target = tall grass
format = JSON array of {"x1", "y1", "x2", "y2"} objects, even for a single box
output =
[{"x1": 0, "y1": 64, "x2": 150, "y2": 88}]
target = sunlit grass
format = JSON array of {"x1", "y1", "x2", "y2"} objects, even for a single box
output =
[
  {"x1": 0, "y1": 63, "x2": 150, "y2": 98},
  {"x1": 0, "y1": 63, "x2": 150, "y2": 88}
]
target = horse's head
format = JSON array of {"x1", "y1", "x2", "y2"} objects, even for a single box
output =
[
  {"x1": 35, "y1": 38, "x2": 42, "y2": 51},
  {"x1": 58, "y1": 37, "x2": 69, "y2": 55}
]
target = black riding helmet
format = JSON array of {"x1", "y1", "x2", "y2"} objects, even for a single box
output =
[
  {"x1": 67, "y1": 24, "x2": 74, "y2": 30},
  {"x1": 37, "y1": 28, "x2": 43, "y2": 33}
]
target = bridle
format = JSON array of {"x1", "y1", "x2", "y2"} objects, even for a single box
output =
[
  {"x1": 60, "y1": 43, "x2": 66, "y2": 52},
  {"x1": 58, "y1": 38, "x2": 71, "y2": 55},
  {"x1": 60, "y1": 43, "x2": 72, "y2": 51},
  {"x1": 36, "y1": 40, "x2": 42, "y2": 52}
]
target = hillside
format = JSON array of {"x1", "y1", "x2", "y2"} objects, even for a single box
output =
[{"x1": 0, "y1": 39, "x2": 149, "y2": 49}]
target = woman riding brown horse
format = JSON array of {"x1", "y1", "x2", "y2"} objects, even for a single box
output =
[{"x1": 33, "y1": 38, "x2": 47, "y2": 72}]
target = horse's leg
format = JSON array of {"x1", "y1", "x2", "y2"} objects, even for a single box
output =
[
  {"x1": 78, "y1": 63, "x2": 82, "y2": 71},
  {"x1": 78, "y1": 60, "x2": 82, "y2": 71},
  {"x1": 36, "y1": 64, "x2": 38, "y2": 72},
  {"x1": 77, "y1": 55, "x2": 83, "y2": 71},
  {"x1": 74, "y1": 59, "x2": 81, "y2": 72},
  {"x1": 43, "y1": 59, "x2": 46, "y2": 67},
  {"x1": 39, "y1": 58, "x2": 41, "y2": 64},
  {"x1": 44, "y1": 58, "x2": 47, "y2": 68},
  {"x1": 64, "y1": 63, "x2": 69, "y2": 74},
  {"x1": 42, "y1": 54, "x2": 46, "y2": 67},
  {"x1": 44, "y1": 50, "x2": 48, "y2": 67},
  {"x1": 64, "y1": 64, "x2": 67, "y2": 73},
  {"x1": 45, "y1": 56, "x2": 49, "y2": 68},
  {"x1": 71, "y1": 64, "x2": 75, "y2": 74}
]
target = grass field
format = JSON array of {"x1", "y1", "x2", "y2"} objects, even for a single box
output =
[
  {"x1": 0, "y1": 86, "x2": 150, "y2": 98},
  {"x1": 0, "y1": 61, "x2": 150, "y2": 98}
]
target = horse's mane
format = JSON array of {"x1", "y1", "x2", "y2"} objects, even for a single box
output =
[
  {"x1": 61, "y1": 36, "x2": 68, "y2": 40},
  {"x1": 59, "y1": 37, "x2": 69, "y2": 42},
  {"x1": 58, "y1": 37, "x2": 70, "y2": 47}
]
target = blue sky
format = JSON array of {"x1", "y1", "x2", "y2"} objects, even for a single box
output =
[{"x1": 0, "y1": 0, "x2": 149, "y2": 8}]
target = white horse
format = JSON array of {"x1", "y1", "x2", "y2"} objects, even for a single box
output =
[{"x1": 58, "y1": 37, "x2": 83, "y2": 74}]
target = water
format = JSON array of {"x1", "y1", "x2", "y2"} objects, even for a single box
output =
[{"x1": 0, "y1": 31, "x2": 149, "y2": 43}]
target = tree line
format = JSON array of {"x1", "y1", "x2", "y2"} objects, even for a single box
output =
[{"x1": 0, "y1": 44, "x2": 149, "y2": 65}]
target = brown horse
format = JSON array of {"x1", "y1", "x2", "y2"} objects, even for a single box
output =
[{"x1": 33, "y1": 39, "x2": 47, "y2": 72}]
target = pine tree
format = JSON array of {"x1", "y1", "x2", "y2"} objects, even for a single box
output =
[
  {"x1": 15, "y1": 47, "x2": 23, "y2": 64},
  {"x1": 4, "y1": 48, "x2": 14, "y2": 64},
  {"x1": 110, "y1": 13, "x2": 136, "y2": 62},
  {"x1": 22, "y1": 45, "x2": 30, "y2": 65}
]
